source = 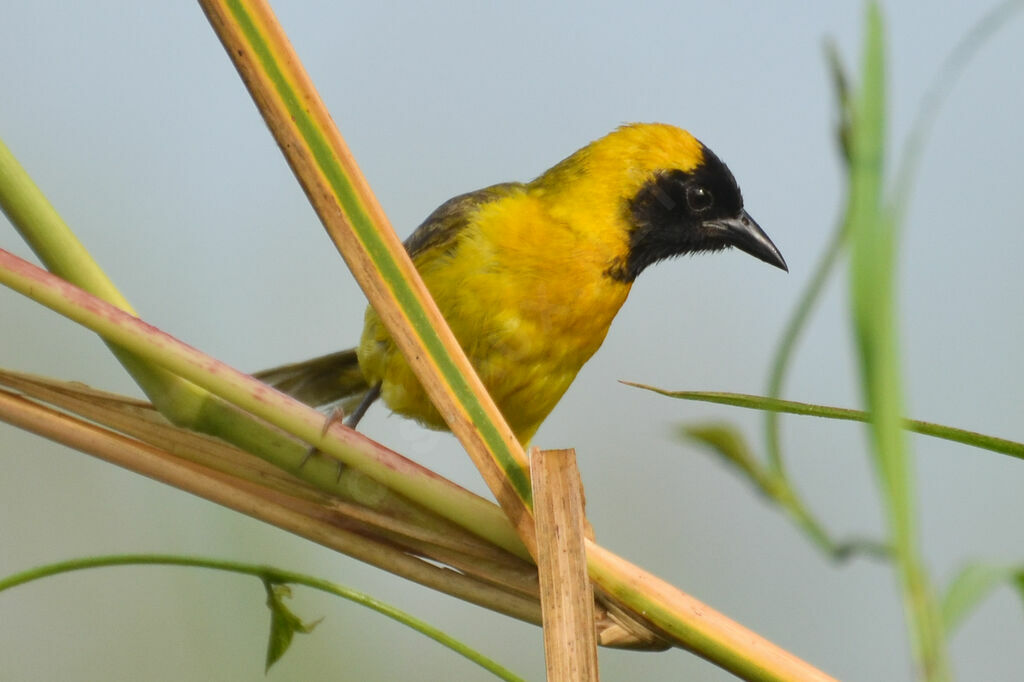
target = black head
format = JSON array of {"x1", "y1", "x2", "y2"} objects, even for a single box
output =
[{"x1": 607, "y1": 144, "x2": 787, "y2": 282}]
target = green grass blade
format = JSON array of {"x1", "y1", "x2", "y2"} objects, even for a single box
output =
[
  {"x1": 848, "y1": 4, "x2": 948, "y2": 678},
  {"x1": 762, "y1": 41, "x2": 853, "y2": 478},
  {"x1": 626, "y1": 385, "x2": 1024, "y2": 461},
  {"x1": 0, "y1": 554, "x2": 525, "y2": 682},
  {"x1": 941, "y1": 563, "x2": 1024, "y2": 634},
  {"x1": 682, "y1": 421, "x2": 888, "y2": 561},
  {"x1": 0, "y1": 137, "x2": 209, "y2": 422},
  {"x1": 763, "y1": 216, "x2": 848, "y2": 477},
  {"x1": 762, "y1": 0, "x2": 1023, "y2": 542},
  {"x1": 889, "y1": 0, "x2": 1024, "y2": 227}
]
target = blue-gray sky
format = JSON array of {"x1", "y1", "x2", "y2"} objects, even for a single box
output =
[{"x1": 2, "y1": 2, "x2": 1022, "y2": 680}]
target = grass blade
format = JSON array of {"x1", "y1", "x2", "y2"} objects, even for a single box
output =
[
  {"x1": 682, "y1": 421, "x2": 889, "y2": 561},
  {"x1": 0, "y1": 555, "x2": 525, "y2": 682},
  {"x1": 626, "y1": 385, "x2": 1024, "y2": 461},
  {"x1": 848, "y1": 5, "x2": 948, "y2": 678},
  {"x1": 763, "y1": 40, "x2": 853, "y2": 477},
  {"x1": 889, "y1": 0, "x2": 1024, "y2": 227},
  {"x1": 941, "y1": 563, "x2": 1024, "y2": 633}
]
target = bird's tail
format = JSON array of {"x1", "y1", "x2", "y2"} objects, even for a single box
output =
[{"x1": 253, "y1": 349, "x2": 370, "y2": 414}]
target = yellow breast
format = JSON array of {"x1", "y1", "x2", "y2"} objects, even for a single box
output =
[{"x1": 357, "y1": 189, "x2": 632, "y2": 444}]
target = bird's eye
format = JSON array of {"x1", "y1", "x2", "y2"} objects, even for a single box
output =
[{"x1": 686, "y1": 185, "x2": 713, "y2": 212}]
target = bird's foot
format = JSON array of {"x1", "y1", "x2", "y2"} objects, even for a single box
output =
[{"x1": 299, "y1": 406, "x2": 348, "y2": 481}]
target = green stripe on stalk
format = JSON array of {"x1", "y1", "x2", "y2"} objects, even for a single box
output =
[{"x1": 225, "y1": 0, "x2": 532, "y2": 504}]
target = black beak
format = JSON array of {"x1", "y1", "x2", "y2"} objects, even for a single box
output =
[{"x1": 708, "y1": 210, "x2": 788, "y2": 272}]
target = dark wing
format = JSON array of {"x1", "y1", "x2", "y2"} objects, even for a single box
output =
[
  {"x1": 253, "y1": 348, "x2": 368, "y2": 408},
  {"x1": 403, "y1": 182, "x2": 524, "y2": 259},
  {"x1": 254, "y1": 183, "x2": 523, "y2": 409}
]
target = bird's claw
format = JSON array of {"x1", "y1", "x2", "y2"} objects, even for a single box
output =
[{"x1": 298, "y1": 407, "x2": 348, "y2": 481}]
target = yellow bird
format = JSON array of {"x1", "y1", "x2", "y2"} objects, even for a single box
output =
[{"x1": 257, "y1": 123, "x2": 786, "y2": 444}]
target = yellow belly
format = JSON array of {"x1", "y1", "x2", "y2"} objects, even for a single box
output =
[{"x1": 357, "y1": 194, "x2": 632, "y2": 444}]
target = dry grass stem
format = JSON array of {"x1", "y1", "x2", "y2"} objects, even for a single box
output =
[{"x1": 533, "y1": 448, "x2": 600, "y2": 681}]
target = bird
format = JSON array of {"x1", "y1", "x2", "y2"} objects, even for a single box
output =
[{"x1": 256, "y1": 123, "x2": 787, "y2": 445}]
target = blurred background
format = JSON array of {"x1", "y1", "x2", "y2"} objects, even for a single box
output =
[{"x1": 1, "y1": 2, "x2": 1022, "y2": 680}]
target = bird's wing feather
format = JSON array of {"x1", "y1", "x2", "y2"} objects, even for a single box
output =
[
  {"x1": 254, "y1": 184, "x2": 522, "y2": 410},
  {"x1": 252, "y1": 349, "x2": 368, "y2": 409},
  {"x1": 403, "y1": 182, "x2": 523, "y2": 259}
]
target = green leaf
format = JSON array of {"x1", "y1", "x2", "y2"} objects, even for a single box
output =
[
  {"x1": 681, "y1": 422, "x2": 765, "y2": 485},
  {"x1": 681, "y1": 420, "x2": 889, "y2": 561},
  {"x1": 264, "y1": 580, "x2": 321, "y2": 672},
  {"x1": 942, "y1": 564, "x2": 1024, "y2": 633}
]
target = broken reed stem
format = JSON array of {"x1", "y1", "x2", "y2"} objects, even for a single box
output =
[{"x1": 532, "y1": 448, "x2": 600, "y2": 682}]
